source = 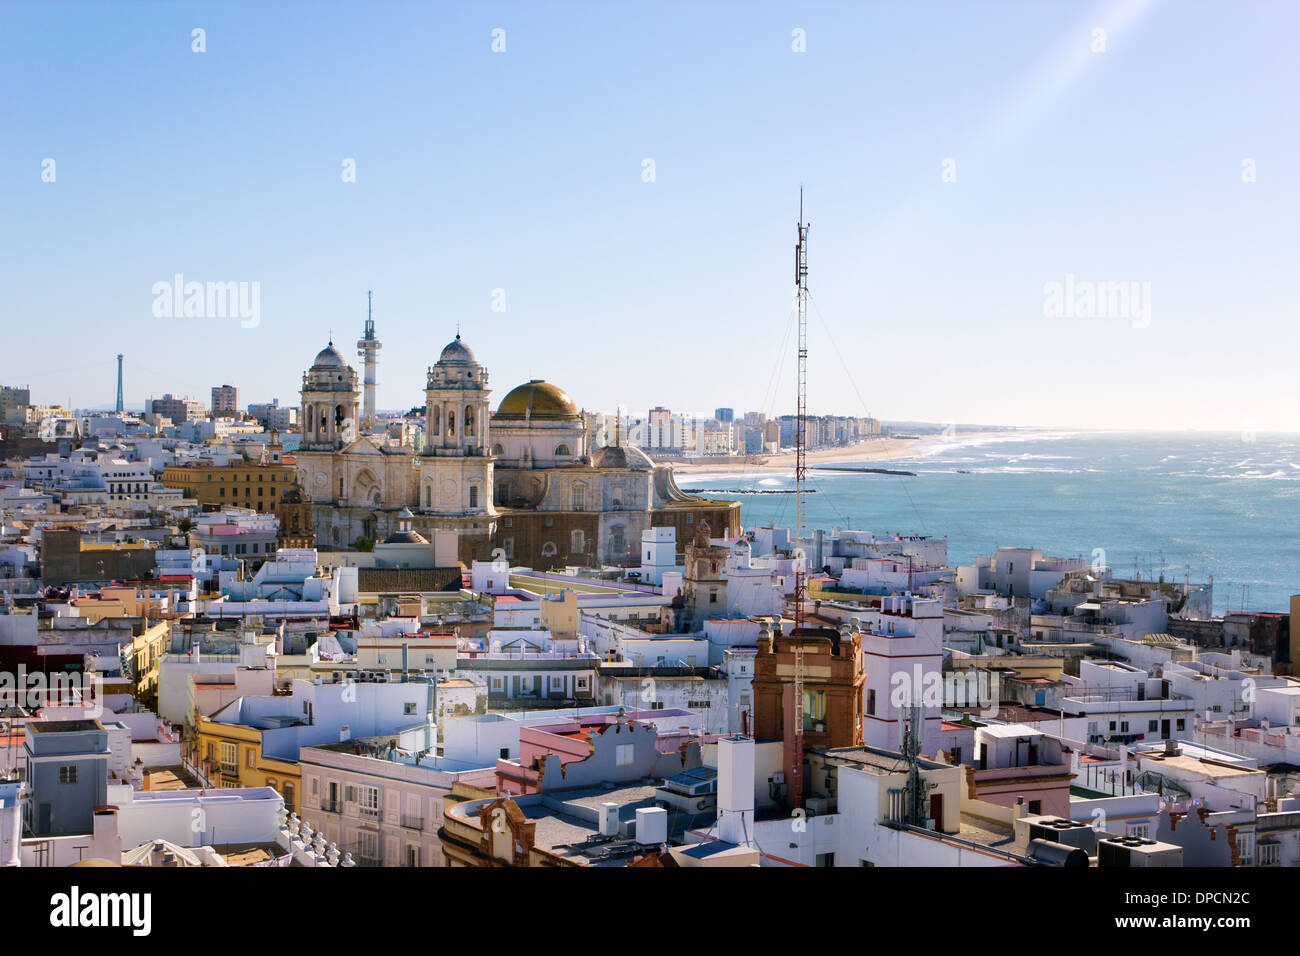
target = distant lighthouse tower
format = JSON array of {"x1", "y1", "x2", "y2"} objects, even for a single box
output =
[{"x1": 356, "y1": 291, "x2": 382, "y2": 432}]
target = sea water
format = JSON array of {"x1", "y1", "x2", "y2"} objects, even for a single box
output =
[{"x1": 676, "y1": 430, "x2": 1300, "y2": 616}]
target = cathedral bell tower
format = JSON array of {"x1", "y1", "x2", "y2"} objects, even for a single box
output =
[
  {"x1": 418, "y1": 334, "x2": 495, "y2": 521},
  {"x1": 300, "y1": 341, "x2": 361, "y2": 451},
  {"x1": 424, "y1": 333, "x2": 491, "y2": 458}
]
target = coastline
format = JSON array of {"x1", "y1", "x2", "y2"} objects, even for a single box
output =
[{"x1": 669, "y1": 430, "x2": 1036, "y2": 480}]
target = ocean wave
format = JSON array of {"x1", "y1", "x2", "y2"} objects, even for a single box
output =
[
  {"x1": 969, "y1": 466, "x2": 1082, "y2": 475},
  {"x1": 908, "y1": 430, "x2": 1081, "y2": 459},
  {"x1": 1170, "y1": 470, "x2": 1300, "y2": 482}
]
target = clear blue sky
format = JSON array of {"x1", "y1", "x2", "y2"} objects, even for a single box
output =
[{"x1": 2, "y1": 0, "x2": 1297, "y2": 430}]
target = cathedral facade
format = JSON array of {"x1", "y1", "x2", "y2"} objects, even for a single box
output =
[{"x1": 293, "y1": 330, "x2": 739, "y2": 567}]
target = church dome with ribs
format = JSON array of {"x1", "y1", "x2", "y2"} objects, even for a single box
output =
[
  {"x1": 591, "y1": 444, "x2": 655, "y2": 471},
  {"x1": 311, "y1": 343, "x2": 349, "y2": 369},
  {"x1": 495, "y1": 380, "x2": 580, "y2": 420},
  {"x1": 438, "y1": 334, "x2": 477, "y2": 365}
]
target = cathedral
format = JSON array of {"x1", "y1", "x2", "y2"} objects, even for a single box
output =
[{"x1": 293, "y1": 328, "x2": 740, "y2": 568}]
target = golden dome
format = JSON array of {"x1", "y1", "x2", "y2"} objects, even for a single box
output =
[{"x1": 495, "y1": 380, "x2": 580, "y2": 420}]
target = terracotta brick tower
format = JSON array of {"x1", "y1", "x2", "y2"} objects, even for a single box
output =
[{"x1": 752, "y1": 619, "x2": 864, "y2": 807}]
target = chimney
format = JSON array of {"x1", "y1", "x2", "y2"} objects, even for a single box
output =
[
  {"x1": 717, "y1": 734, "x2": 755, "y2": 846},
  {"x1": 91, "y1": 806, "x2": 122, "y2": 863}
]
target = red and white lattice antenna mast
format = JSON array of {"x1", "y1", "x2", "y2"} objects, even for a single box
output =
[
  {"x1": 793, "y1": 190, "x2": 810, "y2": 630},
  {"x1": 790, "y1": 189, "x2": 810, "y2": 810}
]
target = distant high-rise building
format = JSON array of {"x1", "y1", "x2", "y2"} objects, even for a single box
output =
[
  {"x1": 0, "y1": 385, "x2": 30, "y2": 425},
  {"x1": 248, "y1": 398, "x2": 298, "y2": 429},
  {"x1": 115, "y1": 355, "x2": 124, "y2": 413},
  {"x1": 150, "y1": 393, "x2": 206, "y2": 423},
  {"x1": 714, "y1": 407, "x2": 734, "y2": 423},
  {"x1": 647, "y1": 406, "x2": 673, "y2": 450},
  {"x1": 211, "y1": 384, "x2": 241, "y2": 418}
]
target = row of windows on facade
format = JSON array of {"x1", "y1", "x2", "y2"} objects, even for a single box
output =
[
  {"x1": 487, "y1": 443, "x2": 571, "y2": 457},
  {"x1": 203, "y1": 540, "x2": 274, "y2": 555},
  {"x1": 208, "y1": 741, "x2": 295, "y2": 807},
  {"x1": 187, "y1": 485, "x2": 279, "y2": 498},
  {"x1": 487, "y1": 674, "x2": 591, "y2": 694},
  {"x1": 428, "y1": 406, "x2": 480, "y2": 437},
  {"x1": 499, "y1": 530, "x2": 585, "y2": 559},
  {"x1": 341, "y1": 483, "x2": 622, "y2": 513},
  {"x1": 307, "y1": 777, "x2": 442, "y2": 862},
  {"x1": 1089, "y1": 718, "x2": 1187, "y2": 734}
]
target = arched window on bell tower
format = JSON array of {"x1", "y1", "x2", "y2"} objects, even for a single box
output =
[{"x1": 464, "y1": 405, "x2": 474, "y2": 436}]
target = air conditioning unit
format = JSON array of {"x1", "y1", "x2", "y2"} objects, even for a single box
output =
[{"x1": 598, "y1": 802, "x2": 620, "y2": 838}]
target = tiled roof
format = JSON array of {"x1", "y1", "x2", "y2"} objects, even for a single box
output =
[{"x1": 356, "y1": 567, "x2": 463, "y2": 594}]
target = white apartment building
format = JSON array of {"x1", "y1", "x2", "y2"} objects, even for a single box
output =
[
  {"x1": 854, "y1": 594, "x2": 945, "y2": 757},
  {"x1": 299, "y1": 737, "x2": 492, "y2": 867},
  {"x1": 1058, "y1": 660, "x2": 1196, "y2": 745}
]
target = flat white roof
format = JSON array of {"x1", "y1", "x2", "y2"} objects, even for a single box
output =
[{"x1": 980, "y1": 723, "x2": 1044, "y2": 739}]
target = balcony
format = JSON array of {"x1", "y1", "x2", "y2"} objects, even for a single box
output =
[
  {"x1": 400, "y1": 815, "x2": 424, "y2": 831},
  {"x1": 321, "y1": 799, "x2": 342, "y2": 814}
]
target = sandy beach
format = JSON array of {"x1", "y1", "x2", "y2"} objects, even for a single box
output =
[{"x1": 669, "y1": 430, "x2": 1031, "y2": 479}]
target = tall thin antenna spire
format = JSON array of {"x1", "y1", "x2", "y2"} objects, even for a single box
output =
[{"x1": 790, "y1": 189, "x2": 810, "y2": 811}]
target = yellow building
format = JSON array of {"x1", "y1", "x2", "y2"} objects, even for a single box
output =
[
  {"x1": 193, "y1": 716, "x2": 302, "y2": 812},
  {"x1": 162, "y1": 461, "x2": 295, "y2": 509},
  {"x1": 66, "y1": 608, "x2": 169, "y2": 706},
  {"x1": 128, "y1": 620, "x2": 170, "y2": 704},
  {"x1": 73, "y1": 585, "x2": 167, "y2": 623}
]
